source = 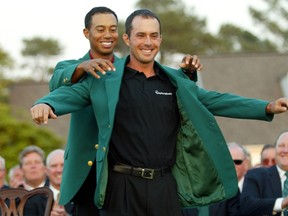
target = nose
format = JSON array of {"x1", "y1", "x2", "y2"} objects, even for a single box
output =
[
  {"x1": 103, "y1": 30, "x2": 112, "y2": 38},
  {"x1": 144, "y1": 36, "x2": 152, "y2": 45}
]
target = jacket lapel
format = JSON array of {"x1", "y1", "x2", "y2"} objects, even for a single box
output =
[{"x1": 105, "y1": 58, "x2": 126, "y2": 126}]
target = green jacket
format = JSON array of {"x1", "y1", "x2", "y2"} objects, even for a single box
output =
[
  {"x1": 37, "y1": 56, "x2": 273, "y2": 208},
  {"x1": 49, "y1": 52, "x2": 121, "y2": 205}
]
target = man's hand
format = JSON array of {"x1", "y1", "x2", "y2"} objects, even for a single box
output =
[
  {"x1": 266, "y1": 98, "x2": 288, "y2": 114},
  {"x1": 282, "y1": 197, "x2": 288, "y2": 210},
  {"x1": 72, "y1": 59, "x2": 116, "y2": 82},
  {"x1": 179, "y1": 54, "x2": 203, "y2": 73},
  {"x1": 30, "y1": 104, "x2": 57, "y2": 125},
  {"x1": 50, "y1": 204, "x2": 69, "y2": 216}
]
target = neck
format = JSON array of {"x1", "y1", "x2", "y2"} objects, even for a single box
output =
[
  {"x1": 26, "y1": 179, "x2": 44, "y2": 188},
  {"x1": 90, "y1": 51, "x2": 114, "y2": 61}
]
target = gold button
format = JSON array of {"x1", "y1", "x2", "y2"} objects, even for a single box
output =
[
  {"x1": 102, "y1": 147, "x2": 106, "y2": 151},
  {"x1": 63, "y1": 78, "x2": 68, "y2": 83},
  {"x1": 88, "y1": 161, "x2": 93, "y2": 166},
  {"x1": 95, "y1": 144, "x2": 99, "y2": 149}
]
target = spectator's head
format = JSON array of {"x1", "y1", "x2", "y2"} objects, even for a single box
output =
[
  {"x1": 228, "y1": 142, "x2": 250, "y2": 181},
  {"x1": 8, "y1": 164, "x2": 24, "y2": 188},
  {"x1": 0, "y1": 156, "x2": 7, "y2": 187},
  {"x1": 19, "y1": 145, "x2": 47, "y2": 189},
  {"x1": 275, "y1": 131, "x2": 288, "y2": 171},
  {"x1": 260, "y1": 144, "x2": 276, "y2": 167},
  {"x1": 46, "y1": 149, "x2": 64, "y2": 190}
]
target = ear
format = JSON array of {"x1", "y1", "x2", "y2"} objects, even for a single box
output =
[
  {"x1": 122, "y1": 33, "x2": 130, "y2": 46},
  {"x1": 83, "y1": 28, "x2": 89, "y2": 39}
]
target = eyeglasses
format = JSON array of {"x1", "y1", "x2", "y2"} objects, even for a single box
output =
[
  {"x1": 233, "y1": 160, "x2": 244, "y2": 165},
  {"x1": 261, "y1": 158, "x2": 276, "y2": 166}
]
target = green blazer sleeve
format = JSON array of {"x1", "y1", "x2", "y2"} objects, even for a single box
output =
[
  {"x1": 49, "y1": 52, "x2": 91, "y2": 91},
  {"x1": 36, "y1": 74, "x2": 93, "y2": 115}
]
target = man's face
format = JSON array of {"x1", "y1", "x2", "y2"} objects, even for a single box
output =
[
  {"x1": 123, "y1": 16, "x2": 162, "y2": 66},
  {"x1": 85, "y1": 13, "x2": 119, "y2": 57},
  {"x1": 261, "y1": 148, "x2": 276, "y2": 167},
  {"x1": 0, "y1": 163, "x2": 6, "y2": 184},
  {"x1": 21, "y1": 152, "x2": 46, "y2": 186},
  {"x1": 46, "y1": 152, "x2": 64, "y2": 189},
  {"x1": 229, "y1": 147, "x2": 248, "y2": 181},
  {"x1": 275, "y1": 132, "x2": 288, "y2": 170}
]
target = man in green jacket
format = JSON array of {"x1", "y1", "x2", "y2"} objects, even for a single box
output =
[
  {"x1": 31, "y1": 9, "x2": 288, "y2": 216},
  {"x1": 49, "y1": 6, "x2": 202, "y2": 216}
]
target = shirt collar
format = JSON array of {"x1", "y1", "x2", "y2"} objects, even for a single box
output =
[
  {"x1": 49, "y1": 184, "x2": 60, "y2": 201},
  {"x1": 25, "y1": 180, "x2": 45, "y2": 191},
  {"x1": 276, "y1": 165, "x2": 287, "y2": 179},
  {"x1": 89, "y1": 50, "x2": 115, "y2": 63},
  {"x1": 124, "y1": 64, "x2": 167, "y2": 81}
]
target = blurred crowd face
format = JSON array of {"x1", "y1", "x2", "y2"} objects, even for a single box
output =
[
  {"x1": 229, "y1": 146, "x2": 248, "y2": 181},
  {"x1": 275, "y1": 132, "x2": 288, "y2": 171},
  {"x1": 21, "y1": 152, "x2": 46, "y2": 187},
  {"x1": 9, "y1": 166, "x2": 24, "y2": 188},
  {"x1": 261, "y1": 147, "x2": 276, "y2": 167},
  {"x1": 46, "y1": 151, "x2": 64, "y2": 189},
  {"x1": 0, "y1": 162, "x2": 6, "y2": 187}
]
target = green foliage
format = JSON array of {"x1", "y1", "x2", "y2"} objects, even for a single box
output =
[
  {"x1": 0, "y1": 46, "x2": 14, "y2": 77},
  {"x1": 249, "y1": 0, "x2": 288, "y2": 52},
  {"x1": 217, "y1": 24, "x2": 278, "y2": 53},
  {"x1": 21, "y1": 37, "x2": 62, "y2": 57},
  {"x1": 21, "y1": 36, "x2": 63, "y2": 81},
  {"x1": 0, "y1": 103, "x2": 64, "y2": 170}
]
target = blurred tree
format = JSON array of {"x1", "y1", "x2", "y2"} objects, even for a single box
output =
[
  {"x1": 249, "y1": 0, "x2": 288, "y2": 52},
  {"x1": 0, "y1": 47, "x2": 13, "y2": 103},
  {"x1": 21, "y1": 37, "x2": 63, "y2": 81},
  {"x1": 0, "y1": 46, "x2": 14, "y2": 76},
  {"x1": 0, "y1": 103, "x2": 64, "y2": 170},
  {"x1": 217, "y1": 24, "x2": 278, "y2": 53},
  {"x1": 0, "y1": 43, "x2": 64, "y2": 170}
]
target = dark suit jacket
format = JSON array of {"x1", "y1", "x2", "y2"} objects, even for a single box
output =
[
  {"x1": 240, "y1": 165, "x2": 282, "y2": 216},
  {"x1": 182, "y1": 189, "x2": 241, "y2": 216},
  {"x1": 24, "y1": 180, "x2": 52, "y2": 216}
]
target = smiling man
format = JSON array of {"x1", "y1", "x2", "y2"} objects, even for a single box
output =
[
  {"x1": 31, "y1": 9, "x2": 288, "y2": 216},
  {"x1": 241, "y1": 131, "x2": 288, "y2": 216}
]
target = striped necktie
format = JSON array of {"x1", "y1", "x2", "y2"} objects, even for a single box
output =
[{"x1": 283, "y1": 172, "x2": 288, "y2": 216}]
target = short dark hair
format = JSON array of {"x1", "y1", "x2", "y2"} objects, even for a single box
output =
[
  {"x1": 125, "y1": 9, "x2": 161, "y2": 36},
  {"x1": 84, "y1": 6, "x2": 118, "y2": 29}
]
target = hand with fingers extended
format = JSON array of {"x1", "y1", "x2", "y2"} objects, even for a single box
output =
[
  {"x1": 71, "y1": 58, "x2": 116, "y2": 82},
  {"x1": 30, "y1": 103, "x2": 57, "y2": 125},
  {"x1": 179, "y1": 54, "x2": 203, "y2": 73}
]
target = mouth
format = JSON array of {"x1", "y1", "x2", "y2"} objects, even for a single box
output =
[
  {"x1": 101, "y1": 41, "x2": 113, "y2": 48},
  {"x1": 141, "y1": 49, "x2": 153, "y2": 55}
]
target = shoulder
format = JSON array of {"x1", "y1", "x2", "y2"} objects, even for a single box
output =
[
  {"x1": 55, "y1": 52, "x2": 90, "y2": 67},
  {"x1": 246, "y1": 166, "x2": 276, "y2": 178}
]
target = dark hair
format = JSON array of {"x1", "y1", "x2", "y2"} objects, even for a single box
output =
[
  {"x1": 125, "y1": 9, "x2": 161, "y2": 36},
  {"x1": 261, "y1": 144, "x2": 274, "y2": 154},
  {"x1": 85, "y1": 6, "x2": 118, "y2": 29}
]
